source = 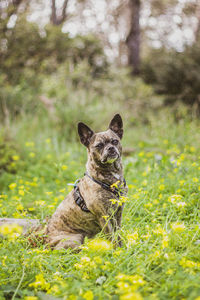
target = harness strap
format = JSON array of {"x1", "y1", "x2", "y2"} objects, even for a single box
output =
[
  {"x1": 73, "y1": 184, "x2": 90, "y2": 213},
  {"x1": 84, "y1": 172, "x2": 126, "y2": 199},
  {"x1": 73, "y1": 173, "x2": 126, "y2": 213}
]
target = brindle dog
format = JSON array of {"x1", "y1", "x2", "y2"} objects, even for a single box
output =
[
  {"x1": 45, "y1": 114, "x2": 127, "y2": 249},
  {"x1": 0, "y1": 114, "x2": 127, "y2": 249}
]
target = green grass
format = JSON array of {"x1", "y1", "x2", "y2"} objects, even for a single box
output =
[{"x1": 0, "y1": 115, "x2": 200, "y2": 300}]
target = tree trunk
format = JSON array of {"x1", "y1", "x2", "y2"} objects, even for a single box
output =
[
  {"x1": 50, "y1": 0, "x2": 69, "y2": 26},
  {"x1": 195, "y1": 3, "x2": 200, "y2": 41},
  {"x1": 126, "y1": 0, "x2": 141, "y2": 75}
]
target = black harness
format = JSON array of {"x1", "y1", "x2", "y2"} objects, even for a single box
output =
[{"x1": 73, "y1": 172, "x2": 126, "y2": 213}]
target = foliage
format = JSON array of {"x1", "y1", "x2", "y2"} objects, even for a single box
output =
[
  {"x1": 0, "y1": 112, "x2": 200, "y2": 299},
  {"x1": 0, "y1": 134, "x2": 19, "y2": 176},
  {"x1": 141, "y1": 40, "x2": 200, "y2": 112},
  {"x1": 0, "y1": 55, "x2": 164, "y2": 135},
  {"x1": 0, "y1": 16, "x2": 107, "y2": 85}
]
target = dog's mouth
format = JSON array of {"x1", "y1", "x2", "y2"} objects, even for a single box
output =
[{"x1": 101, "y1": 153, "x2": 119, "y2": 164}]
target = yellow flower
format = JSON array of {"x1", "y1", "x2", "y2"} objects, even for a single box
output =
[
  {"x1": 190, "y1": 146, "x2": 196, "y2": 152},
  {"x1": 144, "y1": 202, "x2": 152, "y2": 209},
  {"x1": 116, "y1": 274, "x2": 145, "y2": 300},
  {"x1": 176, "y1": 202, "x2": 187, "y2": 209},
  {"x1": 16, "y1": 203, "x2": 24, "y2": 211},
  {"x1": 180, "y1": 257, "x2": 200, "y2": 269},
  {"x1": 120, "y1": 292, "x2": 143, "y2": 300},
  {"x1": 166, "y1": 269, "x2": 174, "y2": 275},
  {"x1": 12, "y1": 155, "x2": 19, "y2": 161},
  {"x1": 0, "y1": 223, "x2": 23, "y2": 239},
  {"x1": 9, "y1": 183, "x2": 17, "y2": 190},
  {"x1": 110, "y1": 181, "x2": 120, "y2": 189},
  {"x1": 179, "y1": 180, "x2": 185, "y2": 186},
  {"x1": 162, "y1": 236, "x2": 169, "y2": 249},
  {"x1": 192, "y1": 177, "x2": 199, "y2": 183},
  {"x1": 153, "y1": 225, "x2": 166, "y2": 236},
  {"x1": 35, "y1": 200, "x2": 46, "y2": 206},
  {"x1": 25, "y1": 141, "x2": 35, "y2": 147},
  {"x1": 61, "y1": 165, "x2": 68, "y2": 170},
  {"x1": 18, "y1": 189, "x2": 24, "y2": 196},
  {"x1": 168, "y1": 194, "x2": 182, "y2": 204},
  {"x1": 45, "y1": 138, "x2": 51, "y2": 144},
  {"x1": 171, "y1": 222, "x2": 185, "y2": 233},
  {"x1": 29, "y1": 273, "x2": 50, "y2": 291},
  {"x1": 151, "y1": 251, "x2": 161, "y2": 259},
  {"x1": 87, "y1": 238, "x2": 112, "y2": 252},
  {"x1": 29, "y1": 152, "x2": 35, "y2": 158},
  {"x1": 159, "y1": 184, "x2": 165, "y2": 191},
  {"x1": 45, "y1": 191, "x2": 53, "y2": 195},
  {"x1": 82, "y1": 291, "x2": 93, "y2": 300},
  {"x1": 138, "y1": 151, "x2": 144, "y2": 157},
  {"x1": 127, "y1": 231, "x2": 139, "y2": 245},
  {"x1": 24, "y1": 297, "x2": 38, "y2": 300},
  {"x1": 80, "y1": 256, "x2": 91, "y2": 264}
]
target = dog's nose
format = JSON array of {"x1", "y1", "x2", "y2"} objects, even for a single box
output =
[{"x1": 108, "y1": 146, "x2": 115, "y2": 153}]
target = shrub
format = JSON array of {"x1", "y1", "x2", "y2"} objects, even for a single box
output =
[{"x1": 141, "y1": 39, "x2": 200, "y2": 113}]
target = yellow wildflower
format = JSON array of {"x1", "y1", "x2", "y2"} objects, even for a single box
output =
[
  {"x1": 127, "y1": 231, "x2": 139, "y2": 245},
  {"x1": 120, "y1": 292, "x2": 143, "y2": 300},
  {"x1": 9, "y1": 183, "x2": 17, "y2": 190},
  {"x1": 45, "y1": 138, "x2": 51, "y2": 144},
  {"x1": 29, "y1": 273, "x2": 50, "y2": 291},
  {"x1": 159, "y1": 184, "x2": 165, "y2": 191},
  {"x1": 82, "y1": 290, "x2": 93, "y2": 300},
  {"x1": 35, "y1": 200, "x2": 46, "y2": 206},
  {"x1": 162, "y1": 236, "x2": 169, "y2": 249},
  {"x1": 190, "y1": 146, "x2": 196, "y2": 152},
  {"x1": 61, "y1": 165, "x2": 68, "y2": 170},
  {"x1": 45, "y1": 191, "x2": 53, "y2": 196},
  {"x1": 0, "y1": 223, "x2": 23, "y2": 239},
  {"x1": 176, "y1": 202, "x2": 186, "y2": 208},
  {"x1": 180, "y1": 257, "x2": 200, "y2": 269},
  {"x1": 168, "y1": 194, "x2": 183, "y2": 203},
  {"x1": 153, "y1": 225, "x2": 167, "y2": 236},
  {"x1": 16, "y1": 203, "x2": 24, "y2": 211},
  {"x1": 166, "y1": 269, "x2": 174, "y2": 275},
  {"x1": 110, "y1": 180, "x2": 120, "y2": 189},
  {"x1": 12, "y1": 155, "x2": 19, "y2": 161},
  {"x1": 193, "y1": 178, "x2": 199, "y2": 183},
  {"x1": 171, "y1": 222, "x2": 185, "y2": 233},
  {"x1": 29, "y1": 152, "x2": 35, "y2": 158},
  {"x1": 179, "y1": 180, "x2": 185, "y2": 186},
  {"x1": 25, "y1": 142, "x2": 35, "y2": 147},
  {"x1": 18, "y1": 189, "x2": 25, "y2": 196},
  {"x1": 87, "y1": 238, "x2": 112, "y2": 252}
]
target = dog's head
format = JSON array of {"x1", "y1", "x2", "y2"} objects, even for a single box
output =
[{"x1": 78, "y1": 114, "x2": 123, "y2": 166}]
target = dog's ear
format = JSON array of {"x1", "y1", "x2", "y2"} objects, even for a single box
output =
[
  {"x1": 109, "y1": 114, "x2": 123, "y2": 139},
  {"x1": 78, "y1": 122, "x2": 94, "y2": 147}
]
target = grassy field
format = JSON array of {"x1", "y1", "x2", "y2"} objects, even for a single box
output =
[{"x1": 0, "y1": 114, "x2": 200, "y2": 300}]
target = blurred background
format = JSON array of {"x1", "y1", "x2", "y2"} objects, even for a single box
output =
[{"x1": 0, "y1": 0, "x2": 200, "y2": 174}]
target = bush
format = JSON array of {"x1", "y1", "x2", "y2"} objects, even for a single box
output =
[
  {"x1": 141, "y1": 40, "x2": 200, "y2": 112},
  {"x1": 0, "y1": 17, "x2": 107, "y2": 85}
]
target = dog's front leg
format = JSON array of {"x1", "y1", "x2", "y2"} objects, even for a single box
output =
[{"x1": 99, "y1": 216, "x2": 114, "y2": 240}]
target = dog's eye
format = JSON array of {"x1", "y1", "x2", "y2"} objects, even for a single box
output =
[
  {"x1": 112, "y1": 139, "x2": 119, "y2": 145},
  {"x1": 95, "y1": 143, "x2": 104, "y2": 148}
]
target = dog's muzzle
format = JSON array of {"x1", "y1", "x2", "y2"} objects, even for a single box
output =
[{"x1": 101, "y1": 147, "x2": 119, "y2": 164}]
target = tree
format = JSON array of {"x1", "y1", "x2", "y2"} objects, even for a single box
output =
[
  {"x1": 126, "y1": 0, "x2": 141, "y2": 75},
  {"x1": 50, "y1": 0, "x2": 69, "y2": 25}
]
